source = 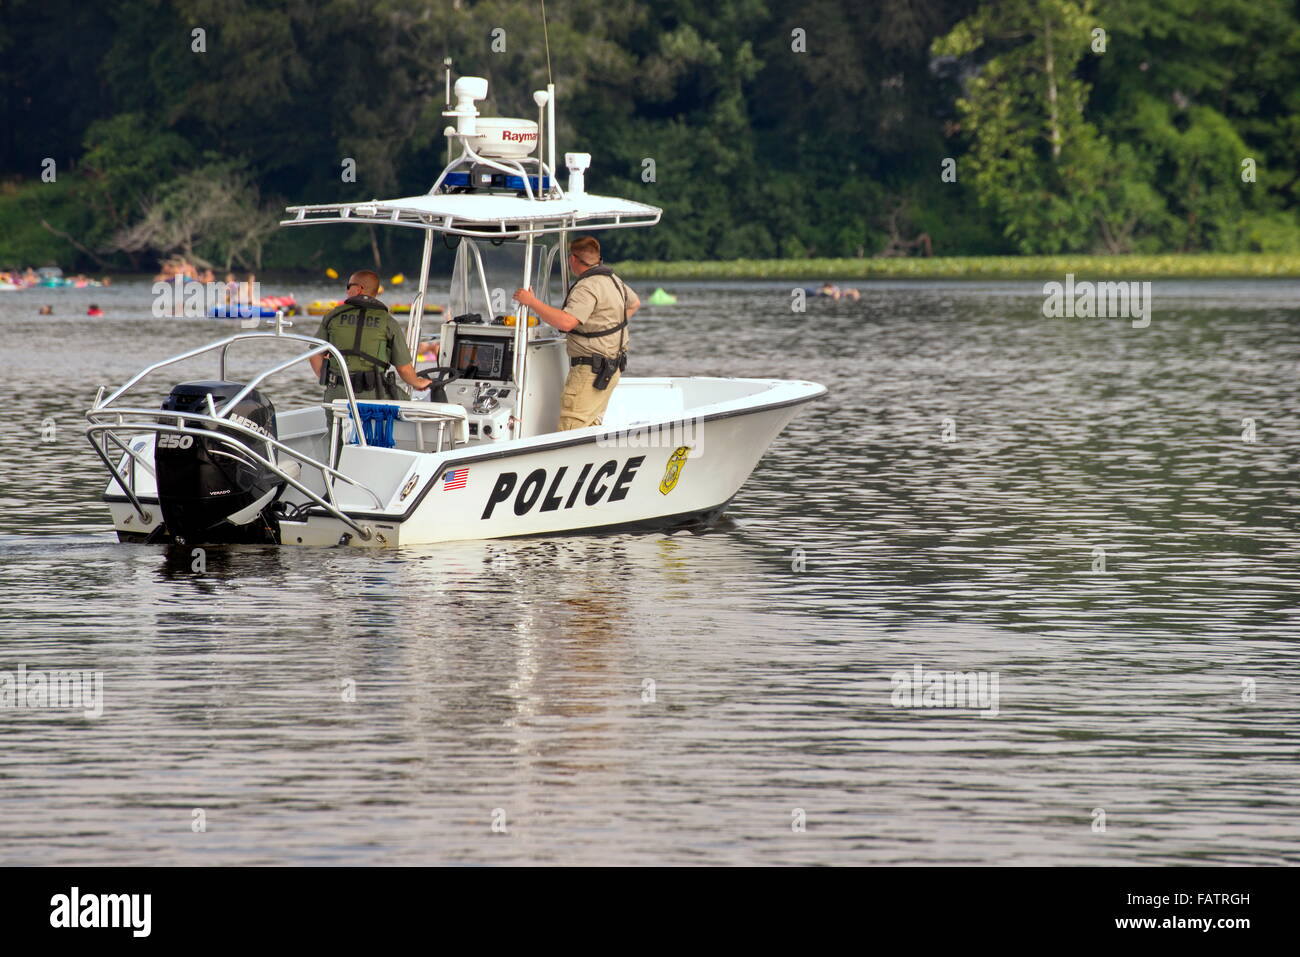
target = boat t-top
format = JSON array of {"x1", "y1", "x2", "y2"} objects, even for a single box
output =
[{"x1": 85, "y1": 70, "x2": 826, "y2": 547}]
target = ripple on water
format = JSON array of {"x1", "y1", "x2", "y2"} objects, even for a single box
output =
[{"x1": 1, "y1": 279, "x2": 1298, "y2": 864}]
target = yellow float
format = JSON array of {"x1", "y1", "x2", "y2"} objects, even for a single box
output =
[{"x1": 304, "y1": 300, "x2": 444, "y2": 317}]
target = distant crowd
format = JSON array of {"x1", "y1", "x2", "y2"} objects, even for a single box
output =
[
  {"x1": 155, "y1": 257, "x2": 260, "y2": 304},
  {"x1": 0, "y1": 266, "x2": 111, "y2": 288}
]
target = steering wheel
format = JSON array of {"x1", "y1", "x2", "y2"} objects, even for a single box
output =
[
  {"x1": 416, "y1": 367, "x2": 459, "y2": 401},
  {"x1": 417, "y1": 367, "x2": 458, "y2": 388}
]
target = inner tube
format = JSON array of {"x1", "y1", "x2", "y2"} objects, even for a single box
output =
[{"x1": 207, "y1": 305, "x2": 278, "y2": 319}]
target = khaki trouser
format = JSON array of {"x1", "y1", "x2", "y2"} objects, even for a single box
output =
[{"x1": 558, "y1": 365, "x2": 621, "y2": 431}]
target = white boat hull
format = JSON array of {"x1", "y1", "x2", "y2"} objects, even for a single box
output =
[{"x1": 102, "y1": 376, "x2": 825, "y2": 547}]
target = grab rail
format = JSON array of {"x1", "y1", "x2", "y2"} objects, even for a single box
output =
[
  {"x1": 86, "y1": 410, "x2": 381, "y2": 539},
  {"x1": 92, "y1": 331, "x2": 370, "y2": 448},
  {"x1": 83, "y1": 329, "x2": 404, "y2": 541}
]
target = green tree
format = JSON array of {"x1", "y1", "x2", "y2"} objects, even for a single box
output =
[
  {"x1": 935, "y1": 0, "x2": 1171, "y2": 252},
  {"x1": 110, "y1": 163, "x2": 280, "y2": 270},
  {"x1": 1091, "y1": 0, "x2": 1300, "y2": 251},
  {"x1": 77, "y1": 115, "x2": 196, "y2": 254}
]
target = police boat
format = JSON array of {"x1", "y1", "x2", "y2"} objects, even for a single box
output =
[{"x1": 85, "y1": 73, "x2": 826, "y2": 547}]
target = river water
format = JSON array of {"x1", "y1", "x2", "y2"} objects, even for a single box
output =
[{"x1": 1, "y1": 277, "x2": 1297, "y2": 865}]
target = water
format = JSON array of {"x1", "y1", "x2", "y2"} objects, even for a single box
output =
[{"x1": 1, "y1": 278, "x2": 1297, "y2": 865}]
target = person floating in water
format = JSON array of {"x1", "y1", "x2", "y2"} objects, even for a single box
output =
[{"x1": 812, "y1": 282, "x2": 860, "y2": 301}]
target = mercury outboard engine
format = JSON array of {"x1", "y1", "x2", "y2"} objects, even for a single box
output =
[{"x1": 155, "y1": 381, "x2": 284, "y2": 544}]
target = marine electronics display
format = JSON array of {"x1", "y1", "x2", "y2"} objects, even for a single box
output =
[{"x1": 453, "y1": 334, "x2": 513, "y2": 380}]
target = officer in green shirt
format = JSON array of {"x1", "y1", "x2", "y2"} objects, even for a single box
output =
[{"x1": 308, "y1": 269, "x2": 433, "y2": 402}]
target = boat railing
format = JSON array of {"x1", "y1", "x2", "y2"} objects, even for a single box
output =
[
  {"x1": 86, "y1": 408, "x2": 384, "y2": 541},
  {"x1": 281, "y1": 202, "x2": 660, "y2": 239},
  {"x1": 85, "y1": 329, "x2": 393, "y2": 541},
  {"x1": 92, "y1": 329, "x2": 370, "y2": 443}
]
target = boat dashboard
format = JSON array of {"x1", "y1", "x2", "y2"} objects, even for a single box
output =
[{"x1": 427, "y1": 319, "x2": 567, "y2": 442}]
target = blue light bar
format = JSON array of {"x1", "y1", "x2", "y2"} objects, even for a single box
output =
[{"x1": 444, "y1": 172, "x2": 552, "y2": 191}]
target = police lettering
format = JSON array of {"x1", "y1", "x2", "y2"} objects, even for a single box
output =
[
  {"x1": 585, "y1": 461, "x2": 617, "y2": 506},
  {"x1": 336, "y1": 313, "x2": 383, "y2": 328},
  {"x1": 514, "y1": 469, "x2": 546, "y2": 515},
  {"x1": 482, "y1": 456, "x2": 645, "y2": 519}
]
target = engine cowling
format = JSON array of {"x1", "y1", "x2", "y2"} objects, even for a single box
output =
[{"x1": 155, "y1": 381, "x2": 283, "y2": 544}]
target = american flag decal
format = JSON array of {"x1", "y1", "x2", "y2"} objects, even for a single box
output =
[{"x1": 443, "y1": 468, "x2": 469, "y2": 490}]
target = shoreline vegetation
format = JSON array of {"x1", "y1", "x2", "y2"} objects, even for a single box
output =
[
  {"x1": 5, "y1": 3, "x2": 1300, "y2": 276},
  {"x1": 8, "y1": 253, "x2": 1299, "y2": 288},
  {"x1": 613, "y1": 254, "x2": 1300, "y2": 282}
]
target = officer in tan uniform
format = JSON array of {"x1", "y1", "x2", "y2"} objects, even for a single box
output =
[
  {"x1": 513, "y1": 236, "x2": 640, "y2": 430},
  {"x1": 307, "y1": 269, "x2": 433, "y2": 402}
]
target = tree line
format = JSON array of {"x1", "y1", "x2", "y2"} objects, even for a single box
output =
[{"x1": 0, "y1": 0, "x2": 1296, "y2": 272}]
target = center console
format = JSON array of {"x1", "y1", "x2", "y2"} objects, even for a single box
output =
[{"x1": 430, "y1": 320, "x2": 568, "y2": 441}]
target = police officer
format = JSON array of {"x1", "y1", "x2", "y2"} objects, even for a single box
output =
[
  {"x1": 308, "y1": 270, "x2": 433, "y2": 401},
  {"x1": 513, "y1": 236, "x2": 639, "y2": 431}
]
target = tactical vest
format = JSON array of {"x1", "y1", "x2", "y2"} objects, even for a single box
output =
[
  {"x1": 564, "y1": 265, "x2": 629, "y2": 353},
  {"x1": 321, "y1": 296, "x2": 394, "y2": 375}
]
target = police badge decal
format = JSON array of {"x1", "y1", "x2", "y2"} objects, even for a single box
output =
[{"x1": 658, "y1": 446, "x2": 691, "y2": 495}]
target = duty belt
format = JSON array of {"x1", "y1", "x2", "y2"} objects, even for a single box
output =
[
  {"x1": 325, "y1": 368, "x2": 384, "y2": 391},
  {"x1": 571, "y1": 353, "x2": 627, "y2": 390}
]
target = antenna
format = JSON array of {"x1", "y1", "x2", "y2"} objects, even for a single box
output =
[
  {"x1": 444, "y1": 57, "x2": 453, "y2": 167},
  {"x1": 540, "y1": 1, "x2": 557, "y2": 197},
  {"x1": 540, "y1": 0, "x2": 553, "y2": 85}
]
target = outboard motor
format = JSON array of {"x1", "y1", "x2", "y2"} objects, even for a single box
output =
[{"x1": 155, "y1": 381, "x2": 284, "y2": 544}]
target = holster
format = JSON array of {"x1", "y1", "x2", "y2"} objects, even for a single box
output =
[{"x1": 580, "y1": 353, "x2": 628, "y2": 390}]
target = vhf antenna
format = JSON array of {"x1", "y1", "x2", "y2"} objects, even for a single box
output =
[{"x1": 444, "y1": 57, "x2": 454, "y2": 167}]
